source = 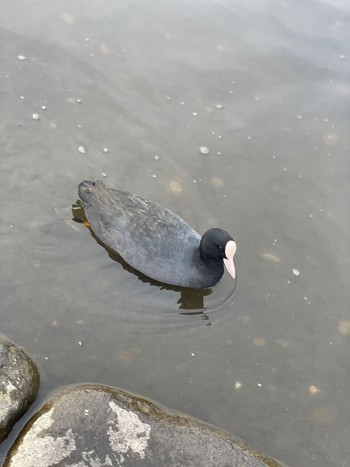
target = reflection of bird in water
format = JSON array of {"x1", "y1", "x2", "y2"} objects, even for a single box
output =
[
  {"x1": 76, "y1": 180, "x2": 236, "y2": 289},
  {"x1": 72, "y1": 200, "x2": 214, "y2": 312}
]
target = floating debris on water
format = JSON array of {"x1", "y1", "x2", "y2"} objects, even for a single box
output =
[
  {"x1": 262, "y1": 253, "x2": 280, "y2": 262},
  {"x1": 277, "y1": 339, "x2": 291, "y2": 348},
  {"x1": 211, "y1": 176, "x2": 225, "y2": 188},
  {"x1": 253, "y1": 337, "x2": 266, "y2": 347},
  {"x1": 309, "y1": 385, "x2": 321, "y2": 395},
  {"x1": 100, "y1": 44, "x2": 109, "y2": 55},
  {"x1": 103, "y1": 147, "x2": 109, "y2": 153},
  {"x1": 338, "y1": 320, "x2": 350, "y2": 336},
  {"x1": 17, "y1": 55, "x2": 26, "y2": 61},
  {"x1": 200, "y1": 146, "x2": 210, "y2": 155},
  {"x1": 62, "y1": 12, "x2": 75, "y2": 25},
  {"x1": 32, "y1": 113, "x2": 39, "y2": 120},
  {"x1": 78, "y1": 341, "x2": 83, "y2": 347},
  {"x1": 234, "y1": 382, "x2": 242, "y2": 390},
  {"x1": 257, "y1": 383, "x2": 262, "y2": 388},
  {"x1": 78, "y1": 146, "x2": 86, "y2": 154},
  {"x1": 168, "y1": 180, "x2": 182, "y2": 194},
  {"x1": 293, "y1": 268, "x2": 300, "y2": 276}
]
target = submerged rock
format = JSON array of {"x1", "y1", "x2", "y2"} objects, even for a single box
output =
[
  {"x1": 0, "y1": 335, "x2": 40, "y2": 443},
  {"x1": 5, "y1": 383, "x2": 282, "y2": 467}
]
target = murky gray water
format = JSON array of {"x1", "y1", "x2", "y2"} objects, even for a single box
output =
[{"x1": 1, "y1": 0, "x2": 350, "y2": 465}]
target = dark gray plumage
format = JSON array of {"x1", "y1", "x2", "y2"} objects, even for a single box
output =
[{"x1": 78, "y1": 180, "x2": 236, "y2": 288}]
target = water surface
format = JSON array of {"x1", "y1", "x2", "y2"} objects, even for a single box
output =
[{"x1": 1, "y1": 0, "x2": 350, "y2": 465}]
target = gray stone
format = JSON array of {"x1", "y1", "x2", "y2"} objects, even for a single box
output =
[
  {"x1": 5, "y1": 384, "x2": 282, "y2": 467},
  {"x1": 0, "y1": 335, "x2": 40, "y2": 443}
]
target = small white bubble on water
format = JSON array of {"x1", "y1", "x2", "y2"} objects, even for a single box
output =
[
  {"x1": 324, "y1": 118, "x2": 329, "y2": 122},
  {"x1": 41, "y1": 105, "x2": 47, "y2": 110},
  {"x1": 200, "y1": 146, "x2": 210, "y2": 155},
  {"x1": 283, "y1": 167, "x2": 287, "y2": 172},
  {"x1": 154, "y1": 155, "x2": 160, "y2": 160},
  {"x1": 257, "y1": 383, "x2": 262, "y2": 388},
  {"x1": 180, "y1": 101, "x2": 185, "y2": 106},
  {"x1": 85, "y1": 37, "x2": 90, "y2": 42},
  {"x1": 218, "y1": 135, "x2": 223, "y2": 139},
  {"x1": 255, "y1": 97, "x2": 261, "y2": 101},
  {"x1": 78, "y1": 146, "x2": 86, "y2": 154},
  {"x1": 17, "y1": 55, "x2": 26, "y2": 61},
  {"x1": 20, "y1": 96, "x2": 24, "y2": 100},
  {"x1": 78, "y1": 124, "x2": 82, "y2": 128},
  {"x1": 152, "y1": 174, "x2": 157, "y2": 179},
  {"x1": 297, "y1": 114, "x2": 303, "y2": 119},
  {"x1": 217, "y1": 152, "x2": 222, "y2": 155},
  {"x1": 272, "y1": 155, "x2": 276, "y2": 159},
  {"x1": 339, "y1": 54, "x2": 346, "y2": 60},
  {"x1": 247, "y1": 136, "x2": 252, "y2": 140},
  {"x1": 292, "y1": 268, "x2": 300, "y2": 276},
  {"x1": 76, "y1": 98, "x2": 82, "y2": 104},
  {"x1": 216, "y1": 104, "x2": 223, "y2": 110},
  {"x1": 166, "y1": 96, "x2": 171, "y2": 100},
  {"x1": 192, "y1": 179, "x2": 197, "y2": 184},
  {"x1": 192, "y1": 112, "x2": 198, "y2": 116},
  {"x1": 32, "y1": 113, "x2": 39, "y2": 120},
  {"x1": 102, "y1": 172, "x2": 107, "y2": 177},
  {"x1": 103, "y1": 147, "x2": 109, "y2": 153},
  {"x1": 229, "y1": 90, "x2": 234, "y2": 94}
]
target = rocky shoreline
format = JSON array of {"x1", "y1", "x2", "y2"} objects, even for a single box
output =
[{"x1": 0, "y1": 335, "x2": 282, "y2": 466}]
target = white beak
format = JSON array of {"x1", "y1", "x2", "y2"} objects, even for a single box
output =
[{"x1": 223, "y1": 240, "x2": 236, "y2": 280}]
